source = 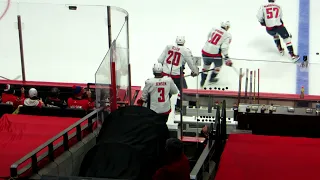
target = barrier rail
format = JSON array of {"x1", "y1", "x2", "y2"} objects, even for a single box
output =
[
  {"x1": 9, "y1": 107, "x2": 105, "y2": 178},
  {"x1": 190, "y1": 100, "x2": 227, "y2": 180}
]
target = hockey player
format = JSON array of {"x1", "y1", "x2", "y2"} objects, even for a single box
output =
[
  {"x1": 201, "y1": 21, "x2": 233, "y2": 87},
  {"x1": 257, "y1": 0, "x2": 299, "y2": 61},
  {"x1": 137, "y1": 63, "x2": 179, "y2": 121},
  {"x1": 158, "y1": 36, "x2": 199, "y2": 109}
]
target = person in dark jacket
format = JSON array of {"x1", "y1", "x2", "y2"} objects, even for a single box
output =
[
  {"x1": 153, "y1": 138, "x2": 190, "y2": 180},
  {"x1": 45, "y1": 87, "x2": 66, "y2": 108}
]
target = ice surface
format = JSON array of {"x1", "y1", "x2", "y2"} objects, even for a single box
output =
[{"x1": 0, "y1": 0, "x2": 318, "y2": 94}]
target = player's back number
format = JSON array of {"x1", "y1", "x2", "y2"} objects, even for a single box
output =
[
  {"x1": 266, "y1": 7, "x2": 279, "y2": 19},
  {"x1": 166, "y1": 50, "x2": 181, "y2": 66},
  {"x1": 208, "y1": 32, "x2": 222, "y2": 45},
  {"x1": 157, "y1": 87, "x2": 165, "y2": 102}
]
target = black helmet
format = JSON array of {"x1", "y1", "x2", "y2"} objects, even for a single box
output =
[{"x1": 50, "y1": 87, "x2": 60, "y2": 97}]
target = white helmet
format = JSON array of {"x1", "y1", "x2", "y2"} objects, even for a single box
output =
[
  {"x1": 176, "y1": 36, "x2": 185, "y2": 45},
  {"x1": 221, "y1": 21, "x2": 230, "y2": 29},
  {"x1": 153, "y1": 63, "x2": 163, "y2": 74},
  {"x1": 29, "y1": 88, "x2": 38, "y2": 98}
]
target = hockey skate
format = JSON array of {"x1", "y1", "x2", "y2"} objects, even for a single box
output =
[
  {"x1": 277, "y1": 45, "x2": 284, "y2": 56},
  {"x1": 200, "y1": 79, "x2": 206, "y2": 88},
  {"x1": 209, "y1": 78, "x2": 219, "y2": 84},
  {"x1": 290, "y1": 54, "x2": 300, "y2": 63},
  {"x1": 278, "y1": 48, "x2": 284, "y2": 56}
]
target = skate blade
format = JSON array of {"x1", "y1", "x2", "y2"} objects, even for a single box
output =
[
  {"x1": 280, "y1": 51, "x2": 284, "y2": 56},
  {"x1": 292, "y1": 56, "x2": 300, "y2": 63}
]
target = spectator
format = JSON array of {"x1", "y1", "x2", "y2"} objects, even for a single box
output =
[
  {"x1": 200, "y1": 125, "x2": 209, "y2": 144},
  {"x1": 45, "y1": 87, "x2": 66, "y2": 108},
  {"x1": 1, "y1": 84, "x2": 25, "y2": 108},
  {"x1": 67, "y1": 86, "x2": 94, "y2": 111},
  {"x1": 153, "y1": 138, "x2": 190, "y2": 180},
  {"x1": 23, "y1": 88, "x2": 44, "y2": 108}
]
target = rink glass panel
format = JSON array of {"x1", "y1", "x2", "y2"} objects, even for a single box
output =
[
  {"x1": 95, "y1": 6, "x2": 130, "y2": 110},
  {"x1": 0, "y1": 2, "x2": 22, "y2": 80},
  {"x1": 1, "y1": 2, "x2": 109, "y2": 83},
  {"x1": 109, "y1": 6, "x2": 130, "y2": 106},
  {"x1": 181, "y1": 56, "x2": 299, "y2": 94}
]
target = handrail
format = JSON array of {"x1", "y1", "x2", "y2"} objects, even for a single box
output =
[
  {"x1": 221, "y1": 100, "x2": 227, "y2": 140},
  {"x1": 190, "y1": 143, "x2": 211, "y2": 179},
  {"x1": 189, "y1": 100, "x2": 228, "y2": 179},
  {"x1": 10, "y1": 106, "x2": 105, "y2": 177}
]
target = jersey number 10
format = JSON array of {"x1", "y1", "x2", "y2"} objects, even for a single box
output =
[
  {"x1": 266, "y1": 7, "x2": 279, "y2": 19},
  {"x1": 166, "y1": 50, "x2": 181, "y2": 66},
  {"x1": 209, "y1": 33, "x2": 222, "y2": 45},
  {"x1": 158, "y1": 88, "x2": 165, "y2": 102}
]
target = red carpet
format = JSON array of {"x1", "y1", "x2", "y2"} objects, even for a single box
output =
[
  {"x1": 215, "y1": 134, "x2": 320, "y2": 180},
  {"x1": 0, "y1": 114, "x2": 81, "y2": 178}
]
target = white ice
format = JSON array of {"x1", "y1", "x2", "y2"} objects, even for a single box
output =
[{"x1": 0, "y1": 0, "x2": 318, "y2": 94}]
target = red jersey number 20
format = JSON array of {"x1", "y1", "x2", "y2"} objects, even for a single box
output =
[
  {"x1": 208, "y1": 32, "x2": 222, "y2": 45},
  {"x1": 166, "y1": 50, "x2": 181, "y2": 66},
  {"x1": 158, "y1": 88, "x2": 165, "y2": 102}
]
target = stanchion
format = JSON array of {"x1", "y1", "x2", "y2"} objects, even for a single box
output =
[{"x1": 238, "y1": 68, "x2": 260, "y2": 104}]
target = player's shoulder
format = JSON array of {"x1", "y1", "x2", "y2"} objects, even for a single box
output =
[
  {"x1": 145, "y1": 78, "x2": 153, "y2": 84},
  {"x1": 161, "y1": 76, "x2": 174, "y2": 82},
  {"x1": 180, "y1": 46, "x2": 192, "y2": 52},
  {"x1": 165, "y1": 44, "x2": 175, "y2": 49}
]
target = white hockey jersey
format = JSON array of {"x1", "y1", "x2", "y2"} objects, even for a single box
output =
[
  {"x1": 141, "y1": 76, "x2": 179, "y2": 114},
  {"x1": 158, "y1": 45, "x2": 198, "y2": 77},
  {"x1": 202, "y1": 28, "x2": 232, "y2": 57},
  {"x1": 257, "y1": 2, "x2": 283, "y2": 29}
]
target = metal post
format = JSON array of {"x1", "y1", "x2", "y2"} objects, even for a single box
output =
[
  {"x1": 179, "y1": 67, "x2": 184, "y2": 140},
  {"x1": 17, "y1": 15, "x2": 26, "y2": 81},
  {"x1": 258, "y1": 69, "x2": 260, "y2": 104},
  {"x1": 244, "y1": 69, "x2": 249, "y2": 103},
  {"x1": 107, "y1": 6, "x2": 112, "y2": 48},
  {"x1": 125, "y1": 15, "x2": 132, "y2": 105},
  {"x1": 237, "y1": 68, "x2": 242, "y2": 105}
]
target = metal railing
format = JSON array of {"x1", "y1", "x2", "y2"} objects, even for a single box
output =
[
  {"x1": 10, "y1": 107, "x2": 105, "y2": 178},
  {"x1": 190, "y1": 100, "x2": 227, "y2": 180}
]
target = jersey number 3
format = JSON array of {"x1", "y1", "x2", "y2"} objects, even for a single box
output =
[
  {"x1": 158, "y1": 88, "x2": 165, "y2": 102},
  {"x1": 166, "y1": 50, "x2": 181, "y2": 66},
  {"x1": 209, "y1": 33, "x2": 222, "y2": 45},
  {"x1": 266, "y1": 7, "x2": 279, "y2": 19}
]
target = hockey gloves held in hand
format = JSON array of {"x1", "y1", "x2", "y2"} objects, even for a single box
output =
[{"x1": 137, "y1": 99, "x2": 144, "y2": 106}]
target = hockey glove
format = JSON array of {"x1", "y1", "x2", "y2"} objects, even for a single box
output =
[
  {"x1": 259, "y1": 20, "x2": 266, "y2": 26},
  {"x1": 224, "y1": 55, "x2": 232, "y2": 66},
  {"x1": 137, "y1": 99, "x2": 144, "y2": 106},
  {"x1": 191, "y1": 72, "x2": 198, "y2": 77},
  {"x1": 225, "y1": 60, "x2": 233, "y2": 66}
]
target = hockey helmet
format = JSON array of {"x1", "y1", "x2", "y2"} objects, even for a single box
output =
[
  {"x1": 176, "y1": 36, "x2": 186, "y2": 45},
  {"x1": 29, "y1": 88, "x2": 38, "y2": 98},
  {"x1": 221, "y1": 21, "x2": 231, "y2": 29},
  {"x1": 153, "y1": 63, "x2": 163, "y2": 74},
  {"x1": 50, "y1": 87, "x2": 60, "y2": 97}
]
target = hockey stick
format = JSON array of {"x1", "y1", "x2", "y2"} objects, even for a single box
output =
[
  {"x1": 185, "y1": 65, "x2": 244, "y2": 78},
  {"x1": 184, "y1": 68, "x2": 216, "y2": 77}
]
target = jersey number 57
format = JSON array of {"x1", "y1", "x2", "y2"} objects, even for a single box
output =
[{"x1": 266, "y1": 7, "x2": 279, "y2": 19}]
